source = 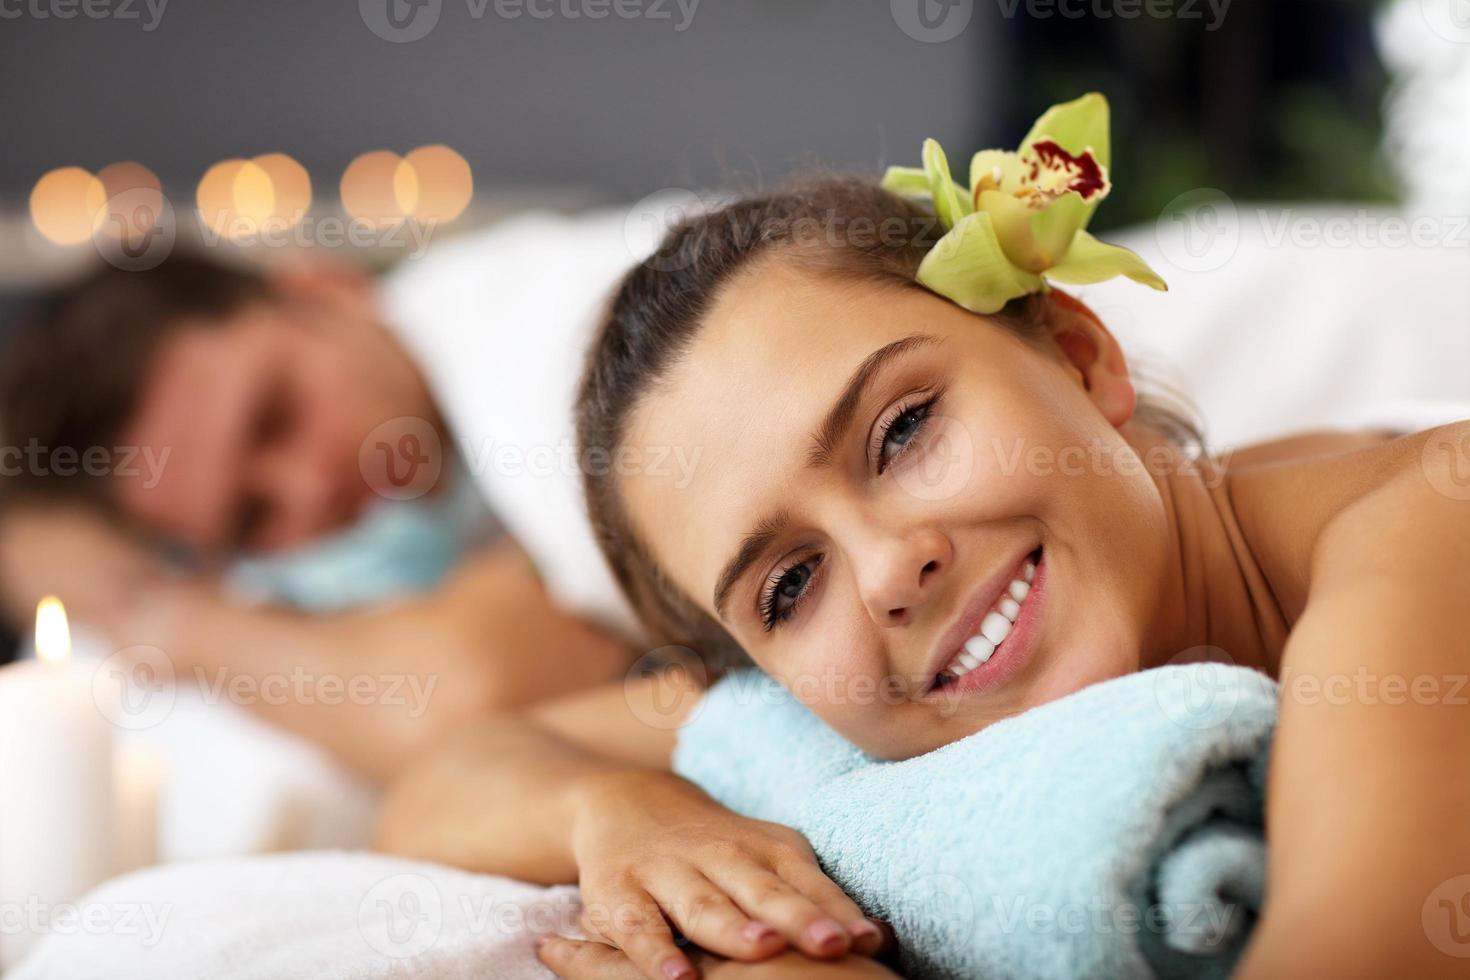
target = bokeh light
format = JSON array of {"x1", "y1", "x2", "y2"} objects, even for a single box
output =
[
  {"x1": 197, "y1": 156, "x2": 305, "y2": 240},
  {"x1": 341, "y1": 145, "x2": 473, "y2": 227},
  {"x1": 29, "y1": 167, "x2": 107, "y2": 246},
  {"x1": 253, "y1": 152, "x2": 311, "y2": 225},
  {"x1": 341, "y1": 150, "x2": 412, "y2": 227},
  {"x1": 95, "y1": 161, "x2": 163, "y2": 244},
  {"x1": 403, "y1": 145, "x2": 473, "y2": 223}
]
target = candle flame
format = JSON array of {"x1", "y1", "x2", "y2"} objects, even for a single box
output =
[{"x1": 35, "y1": 596, "x2": 71, "y2": 665}]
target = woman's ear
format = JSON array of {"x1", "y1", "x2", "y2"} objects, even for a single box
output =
[{"x1": 1041, "y1": 290, "x2": 1136, "y2": 427}]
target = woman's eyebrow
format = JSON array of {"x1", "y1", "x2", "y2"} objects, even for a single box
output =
[
  {"x1": 805, "y1": 333, "x2": 940, "y2": 468},
  {"x1": 711, "y1": 333, "x2": 941, "y2": 620},
  {"x1": 713, "y1": 510, "x2": 789, "y2": 620}
]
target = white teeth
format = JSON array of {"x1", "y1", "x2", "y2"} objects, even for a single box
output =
[
  {"x1": 979, "y1": 611, "x2": 1011, "y2": 645},
  {"x1": 963, "y1": 634, "x2": 995, "y2": 664},
  {"x1": 939, "y1": 552, "x2": 1041, "y2": 682}
]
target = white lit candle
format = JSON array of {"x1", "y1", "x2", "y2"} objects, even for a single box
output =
[{"x1": 0, "y1": 598, "x2": 115, "y2": 969}]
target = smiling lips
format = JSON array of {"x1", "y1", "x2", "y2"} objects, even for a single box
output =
[{"x1": 937, "y1": 555, "x2": 1037, "y2": 683}]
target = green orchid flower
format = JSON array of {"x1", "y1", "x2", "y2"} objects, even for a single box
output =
[{"x1": 882, "y1": 92, "x2": 1167, "y2": 314}]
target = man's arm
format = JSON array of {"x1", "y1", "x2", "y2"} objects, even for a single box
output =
[
  {"x1": 0, "y1": 505, "x2": 633, "y2": 780},
  {"x1": 142, "y1": 541, "x2": 634, "y2": 780}
]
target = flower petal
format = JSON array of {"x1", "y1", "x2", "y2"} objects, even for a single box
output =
[
  {"x1": 922, "y1": 138, "x2": 972, "y2": 230},
  {"x1": 1020, "y1": 92, "x2": 1111, "y2": 170},
  {"x1": 1045, "y1": 230, "x2": 1168, "y2": 291},
  {"x1": 917, "y1": 211, "x2": 1041, "y2": 314},
  {"x1": 978, "y1": 188, "x2": 1045, "y2": 272},
  {"x1": 968, "y1": 149, "x2": 1025, "y2": 199},
  {"x1": 1029, "y1": 191, "x2": 1088, "y2": 262},
  {"x1": 881, "y1": 165, "x2": 930, "y2": 197}
]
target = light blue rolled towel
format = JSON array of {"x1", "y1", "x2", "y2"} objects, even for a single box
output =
[{"x1": 673, "y1": 664, "x2": 1278, "y2": 980}]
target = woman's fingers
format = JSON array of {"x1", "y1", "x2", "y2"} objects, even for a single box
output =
[
  {"x1": 582, "y1": 884, "x2": 696, "y2": 980},
  {"x1": 642, "y1": 864, "x2": 787, "y2": 962},
  {"x1": 536, "y1": 935, "x2": 646, "y2": 979},
  {"x1": 774, "y1": 860, "x2": 886, "y2": 956},
  {"x1": 706, "y1": 865, "x2": 852, "y2": 959}
]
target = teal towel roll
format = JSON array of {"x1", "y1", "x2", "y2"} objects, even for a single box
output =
[{"x1": 673, "y1": 664, "x2": 1277, "y2": 980}]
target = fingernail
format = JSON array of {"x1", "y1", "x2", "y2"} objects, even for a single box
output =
[
  {"x1": 742, "y1": 920, "x2": 778, "y2": 944},
  {"x1": 848, "y1": 918, "x2": 881, "y2": 940},
  {"x1": 807, "y1": 919, "x2": 846, "y2": 950},
  {"x1": 660, "y1": 954, "x2": 696, "y2": 980},
  {"x1": 533, "y1": 933, "x2": 555, "y2": 949}
]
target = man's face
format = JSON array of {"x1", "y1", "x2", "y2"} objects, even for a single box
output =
[{"x1": 114, "y1": 282, "x2": 432, "y2": 556}]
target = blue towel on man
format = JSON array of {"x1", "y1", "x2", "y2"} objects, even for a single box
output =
[{"x1": 673, "y1": 664, "x2": 1277, "y2": 980}]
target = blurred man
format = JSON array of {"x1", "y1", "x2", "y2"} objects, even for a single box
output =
[{"x1": 0, "y1": 243, "x2": 637, "y2": 780}]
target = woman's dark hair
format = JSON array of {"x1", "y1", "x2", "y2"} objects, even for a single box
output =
[{"x1": 576, "y1": 177, "x2": 1201, "y2": 669}]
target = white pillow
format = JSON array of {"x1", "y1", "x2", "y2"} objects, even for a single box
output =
[
  {"x1": 1090, "y1": 205, "x2": 1470, "y2": 447},
  {"x1": 381, "y1": 210, "x2": 657, "y2": 641}
]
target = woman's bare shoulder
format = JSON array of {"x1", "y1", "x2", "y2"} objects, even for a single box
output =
[
  {"x1": 1220, "y1": 423, "x2": 1468, "y2": 620},
  {"x1": 1214, "y1": 427, "x2": 1402, "y2": 473}
]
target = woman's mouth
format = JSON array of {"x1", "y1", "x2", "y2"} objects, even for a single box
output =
[{"x1": 928, "y1": 545, "x2": 1046, "y2": 696}]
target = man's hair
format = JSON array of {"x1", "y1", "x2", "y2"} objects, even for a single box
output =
[{"x1": 0, "y1": 255, "x2": 268, "y2": 506}]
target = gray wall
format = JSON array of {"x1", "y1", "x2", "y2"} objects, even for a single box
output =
[{"x1": 0, "y1": 0, "x2": 1000, "y2": 205}]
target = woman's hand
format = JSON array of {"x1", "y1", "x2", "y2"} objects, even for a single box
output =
[
  {"x1": 569, "y1": 769, "x2": 885, "y2": 980},
  {"x1": 536, "y1": 935, "x2": 901, "y2": 980}
]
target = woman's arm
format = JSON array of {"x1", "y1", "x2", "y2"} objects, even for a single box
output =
[
  {"x1": 378, "y1": 670, "x2": 884, "y2": 980},
  {"x1": 375, "y1": 670, "x2": 692, "y2": 881},
  {"x1": 537, "y1": 937, "x2": 901, "y2": 980},
  {"x1": 1238, "y1": 428, "x2": 1470, "y2": 978}
]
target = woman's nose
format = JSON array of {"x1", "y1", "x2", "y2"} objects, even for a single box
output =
[{"x1": 855, "y1": 526, "x2": 951, "y2": 627}]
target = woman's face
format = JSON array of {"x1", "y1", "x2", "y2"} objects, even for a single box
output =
[{"x1": 620, "y1": 256, "x2": 1172, "y2": 759}]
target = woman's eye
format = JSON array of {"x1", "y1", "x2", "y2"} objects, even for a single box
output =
[
  {"x1": 761, "y1": 556, "x2": 820, "y2": 630},
  {"x1": 878, "y1": 397, "x2": 936, "y2": 471}
]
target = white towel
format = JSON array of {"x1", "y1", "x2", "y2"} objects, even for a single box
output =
[{"x1": 8, "y1": 852, "x2": 577, "y2": 980}]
